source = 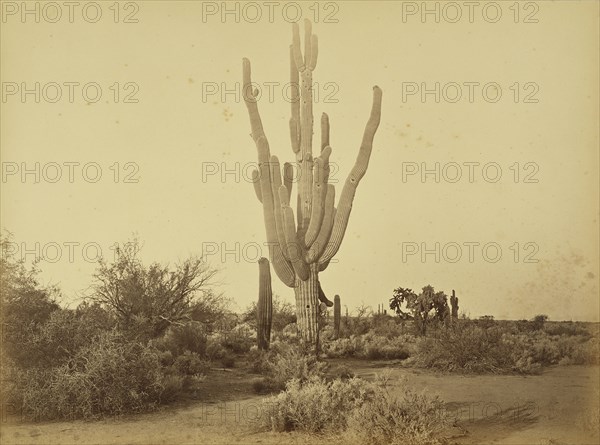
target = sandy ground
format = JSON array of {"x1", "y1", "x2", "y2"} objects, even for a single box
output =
[{"x1": 1, "y1": 364, "x2": 598, "y2": 445}]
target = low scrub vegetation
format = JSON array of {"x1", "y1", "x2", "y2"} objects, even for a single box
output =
[
  {"x1": 2, "y1": 232, "x2": 598, "y2": 429},
  {"x1": 415, "y1": 321, "x2": 599, "y2": 374},
  {"x1": 323, "y1": 332, "x2": 413, "y2": 360},
  {"x1": 256, "y1": 373, "x2": 450, "y2": 445},
  {"x1": 248, "y1": 342, "x2": 328, "y2": 394}
]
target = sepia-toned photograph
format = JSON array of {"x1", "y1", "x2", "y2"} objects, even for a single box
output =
[{"x1": 1, "y1": 1, "x2": 598, "y2": 444}]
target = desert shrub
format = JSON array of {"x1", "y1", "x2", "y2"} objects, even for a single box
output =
[
  {"x1": 323, "y1": 332, "x2": 414, "y2": 360},
  {"x1": 242, "y1": 295, "x2": 296, "y2": 333},
  {"x1": 205, "y1": 336, "x2": 227, "y2": 360},
  {"x1": 250, "y1": 343, "x2": 327, "y2": 394},
  {"x1": 371, "y1": 314, "x2": 408, "y2": 338},
  {"x1": 279, "y1": 322, "x2": 299, "y2": 341},
  {"x1": 203, "y1": 323, "x2": 254, "y2": 359},
  {"x1": 160, "y1": 374, "x2": 185, "y2": 402},
  {"x1": 173, "y1": 351, "x2": 209, "y2": 375},
  {"x1": 220, "y1": 323, "x2": 254, "y2": 354},
  {"x1": 90, "y1": 239, "x2": 220, "y2": 340},
  {"x1": 506, "y1": 331, "x2": 599, "y2": 369},
  {"x1": 348, "y1": 384, "x2": 450, "y2": 445},
  {"x1": 246, "y1": 346, "x2": 272, "y2": 373},
  {"x1": 153, "y1": 321, "x2": 207, "y2": 357},
  {"x1": 221, "y1": 353, "x2": 236, "y2": 368},
  {"x1": 565, "y1": 337, "x2": 599, "y2": 365},
  {"x1": 530, "y1": 314, "x2": 548, "y2": 330},
  {"x1": 257, "y1": 376, "x2": 376, "y2": 433},
  {"x1": 323, "y1": 336, "x2": 363, "y2": 358},
  {"x1": 8, "y1": 333, "x2": 168, "y2": 420},
  {"x1": 265, "y1": 345, "x2": 328, "y2": 390},
  {"x1": 344, "y1": 315, "x2": 372, "y2": 336},
  {"x1": 327, "y1": 363, "x2": 355, "y2": 380},
  {"x1": 416, "y1": 322, "x2": 599, "y2": 374},
  {"x1": 364, "y1": 339, "x2": 411, "y2": 360},
  {"x1": 319, "y1": 325, "x2": 335, "y2": 342},
  {"x1": 256, "y1": 374, "x2": 450, "y2": 444},
  {"x1": 416, "y1": 324, "x2": 514, "y2": 373},
  {"x1": 544, "y1": 321, "x2": 592, "y2": 338},
  {"x1": 157, "y1": 349, "x2": 175, "y2": 366},
  {"x1": 252, "y1": 377, "x2": 272, "y2": 394}
]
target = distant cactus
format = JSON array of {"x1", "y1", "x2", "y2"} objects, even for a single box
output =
[
  {"x1": 333, "y1": 295, "x2": 341, "y2": 339},
  {"x1": 243, "y1": 20, "x2": 382, "y2": 350},
  {"x1": 257, "y1": 258, "x2": 273, "y2": 350},
  {"x1": 450, "y1": 290, "x2": 459, "y2": 321}
]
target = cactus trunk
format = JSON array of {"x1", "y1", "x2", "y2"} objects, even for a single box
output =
[
  {"x1": 257, "y1": 258, "x2": 273, "y2": 350},
  {"x1": 243, "y1": 20, "x2": 382, "y2": 351},
  {"x1": 333, "y1": 294, "x2": 341, "y2": 339},
  {"x1": 293, "y1": 264, "x2": 320, "y2": 351}
]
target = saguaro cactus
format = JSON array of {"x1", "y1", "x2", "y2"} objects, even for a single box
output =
[
  {"x1": 450, "y1": 290, "x2": 459, "y2": 321},
  {"x1": 257, "y1": 258, "x2": 273, "y2": 350},
  {"x1": 333, "y1": 294, "x2": 341, "y2": 339},
  {"x1": 243, "y1": 19, "x2": 382, "y2": 351}
]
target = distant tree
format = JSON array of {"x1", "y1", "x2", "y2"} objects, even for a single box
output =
[
  {"x1": 89, "y1": 239, "x2": 221, "y2": 339},
  {"x1": 1, "y1": 233, "x2": 60, "y2": 323},
  {"x1": 477, "y1": 315, "x2": 496, "y2": 328},
  {"x1": 530, "y1": 314, "x2": 548, "y2": 330},
  {"x1": 389, "y1": 285, "x2": 449, "y2": 335},
  {"x1": 1, "y1": 233, "x2": 61, "y2": 366},
  {"x1": 242, "y1": 294, "x2": 296, "y2": 333}
]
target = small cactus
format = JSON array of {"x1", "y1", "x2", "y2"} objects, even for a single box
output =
[
  {"x1": 450, "y1": 290, "x2": 459, "y2": 321},
  {"x1": 257, "y1": 258, "x2": 273, "y2": 350},
  {"x1": 333, "y1": 294, "x2": 341, "y2": 339}
]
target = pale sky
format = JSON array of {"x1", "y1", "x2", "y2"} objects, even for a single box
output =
[{"x1": 1, "y1": 1, "x2": 598, "y2": 321}]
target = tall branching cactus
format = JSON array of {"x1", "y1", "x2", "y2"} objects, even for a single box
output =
[
  {"x1": 243, "y1": 19, "x2": 382, "y2": 350},
  {"x1": 333, "y1": 294, "x2": 341, "y2": 339},
  {"x1": 257, "y1": 258, "x2": 273, "y2": 350}
]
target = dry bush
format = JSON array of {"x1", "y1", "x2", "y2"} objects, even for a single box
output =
[
  {"x1": 7, "y1": 333, "x2": 171, "y2": 420},
  {"x1": 153, "y1": 321, "x2": 207, "y2": 357},
  {"x1": 249, "y1": 343, "x2": 327, "y2": 394},
  {"x1": 323, "y1": 332, "x2": 414, "y2": 360},
  {"x1": 416, "y1": 321, "x2": 599, "y2": 374},
  {"x1": 348, "y1": 385, "x2": 450, "y2": 445},
  {"x1": 415, "y1": 324, "x2": 513, "y2": 373},
  {"x1": 257, "y1": 376, "x2": 376, "y2": 433},
  {"x1": 255, "y1": 374, "x2": 450, "y2": 445}
]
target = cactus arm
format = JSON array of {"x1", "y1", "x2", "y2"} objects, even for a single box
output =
[
  {"x1": 279, "y1": 186, "x2": 310, "y2": 281},
  {"x1": 317, "y1": 281, "x2": 333, "y2": 307},
  {"x1": 243, "y1": 59, "x2": 295, "y2": 287},
  {"x1": 307, "y1": 185, "x2": 335, "y2": 263},
  {"x1": 304, "y1": 20, "x2": 312, "y2": 67},
  {"x1": 308, "y1": 34, "x2": 318, "y2": 71},
  {"x1": 270, "y1": 155, "x2": 292, "y2": 261},
  {"x1": 291, "y1": 22, "x2": 305, "y2": 73},
  {"x1": 283, "y1": 162, "x2": 293, "y2": 202},
  {"x1": 289, "y1": 46, "x2": 301, "y2": 155},
  {"x1": 304, "y1": 157, "x2": 325, "y2": 246},
  {"x1": 251, "y1": 169, "x2": 262, "y2": 203},
  {"x1": 255, "y1": 138, "x2": 296, "y2": 287},
  {"x1": 319, "y1": 86, "x2": 382, "y2": 264},
  {"x1": 319, "y1": 145, "x2": 331, "y2": 200},
  {"x1": 257, "y1": 258, "x2": 273, "y2": 350},
  {"x1": 242, "y1": 58, "x2": 266, "y2": 142},
  {"x1": 321, "y1": 113, "x2": 329, "y2": 151}
]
